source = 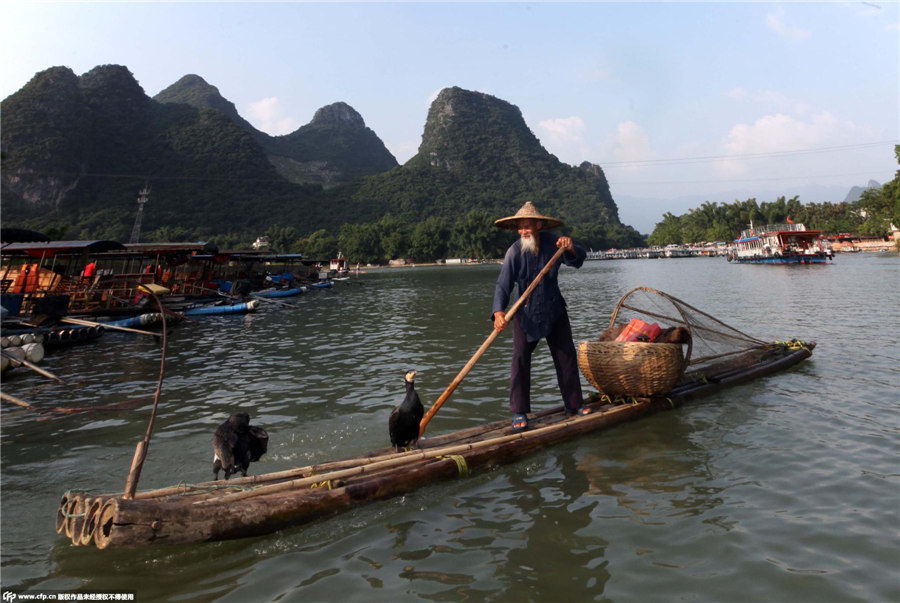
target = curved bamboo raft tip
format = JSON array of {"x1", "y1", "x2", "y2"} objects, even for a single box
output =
[
  {"x1": 63, "y1": 494, "x2": 86, "y2": 543},
  {"x1": 55, "y1": 491, "x2": 72, "y2": 535},
  {"x1": 94, "y1": 498, "x2": 120, "y2": 550},
  {"x1": 80, "y1": 497, "x2": 106, "y2": 547}
]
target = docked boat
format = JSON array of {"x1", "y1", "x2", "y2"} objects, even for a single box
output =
[
  {"x1": 181, "y1": 299, "x2": 260, "y2": 316},
  {"x1": 101, "y1": 312, "x2": 169, "y2": 330},
  {"x1": 329, "y1": 252, "x2": 349, "y2": 277},
  {"x1": 251, "y1": 286, "x2": 306, "y2": 299},
  {"x1": 727, "y1": 222, "x2": 833, "y2": 264},
  {"x1": 0, "y1": 240, "x2": 228, "y2": 321},
  {"x1": 55, "y1": 287, "x2": 816, "y2": 550}
]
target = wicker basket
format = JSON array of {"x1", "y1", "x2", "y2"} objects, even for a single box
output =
[{"x1": 577, "y1": 340, "x2": 685, "y2": 396}]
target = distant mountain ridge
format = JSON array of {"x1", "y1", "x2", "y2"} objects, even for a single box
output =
[
  {"x1": 154, "y1": 74, "x2": 260, "y2": 139},
  {"x1": 353, "y1": 87, "x2": 637, "y2": 245},
  {"x1": 842, "y1": 179, "x2": 881, "y2": 204},
  {"x1": 153, "y1": 74, "x2": 398, "y2": 186},
  {"x1": 0, "y1": 65, "x2": 642, "y2": 249},
  {"x1": 1, "y1": 65, "x2": 330, "y2": 238}
]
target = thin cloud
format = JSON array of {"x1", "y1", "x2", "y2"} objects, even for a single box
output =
[
  {"x1": 245, "y1": 97, "x2": 300, "y2": 135},
  {"x1": 716, "y1": 111, "x2": 870, "y2": 176},
  {"x1": 728, "y1": 87, "x2": 813, "y2": 116},
  {"x1": 539, "y1": 116, "x2": 586, "y2": 141},
  {"x1": 386, "y1": 139, "x2": 420, "y2": 164},
  {"x1": 537, "y1": 116, "x2": 591, "y2": 165},
  {"x1": 766, "y1": 6, "x2": 812, "y2": 41},
  {"x1": 612, "y1": 121, "x2": 654, "y2": 168}
]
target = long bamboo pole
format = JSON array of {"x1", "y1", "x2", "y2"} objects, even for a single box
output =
[
  {"x1": 418, "y1": 246, "x2": 566, "y2": 437},
  {"x1": 72, "y1": 345, "x2": 816, "y2": 549},
  {"x1": 1, "y1": 391, "x2": 34, "y2": 409},
  {"x1": 104, "y1": 407, "x2": 566, "y2": 503},
  {"x1": 214, "y1": 400, "x2": 605, "y2": 506},
  {"x1": 122, "y1": 286, "x2": 168, "y2": 499},
  {"x1": 1, "y1": 349, "x2": 65, "y2": 384},
  {"x1": 60, "y1": 316, "x2": 160, "y2": 338}
]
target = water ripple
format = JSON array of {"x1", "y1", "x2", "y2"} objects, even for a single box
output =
[{"x1": 2, "y1": 257, "x2": 898, "y2": 601}]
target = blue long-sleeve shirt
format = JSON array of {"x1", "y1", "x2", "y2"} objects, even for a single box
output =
[{"x1": 492, "y1": 231, "x2": 586, "y2": 342}]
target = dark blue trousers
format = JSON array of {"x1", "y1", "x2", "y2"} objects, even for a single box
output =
[{"x1": 509, "y1": 311, "x2": 584, "y2": 414}]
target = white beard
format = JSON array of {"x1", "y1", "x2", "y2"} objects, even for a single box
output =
[{"x1": 520, "y1": 234, "x2": 537, "y2": 255}]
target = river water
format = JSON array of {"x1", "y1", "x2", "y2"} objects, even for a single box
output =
[{"x1": 1, "y1": 253, "x2": 898, "y2": 602}]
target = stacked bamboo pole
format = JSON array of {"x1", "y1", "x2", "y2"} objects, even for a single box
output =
[
  {"x1": 54, "y1": 343, "x2": 814, "y2": 550},
  {"x1": 54, "y1": 397, "x2": 669, "y2": 549}
]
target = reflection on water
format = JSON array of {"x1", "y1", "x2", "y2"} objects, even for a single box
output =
[{"x1": 2, "y1": 254, "x2": 898, "y2": 601}]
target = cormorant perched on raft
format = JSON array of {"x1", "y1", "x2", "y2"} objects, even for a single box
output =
[
  {"x1": 389, "y1": 370, "x2": 424, "y2": 451},
  {"x1": 213, "y1": 412, "x2": 269, "y2": 480}
]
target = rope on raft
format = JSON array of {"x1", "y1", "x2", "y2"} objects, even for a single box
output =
[
  {"x1": 437, "y1": 455, "x2": 469, "y2": 477},
  {"x1": 155, "y1": 481, "x2": 259, "y2": 494}
]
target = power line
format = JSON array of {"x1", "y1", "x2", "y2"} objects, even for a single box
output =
[
  {"x1": 609, "y1": 169, "x2": 894, "y2": 186},
  {"x1": 600, "y1": 140, "x2": 897, "y2": 168}
]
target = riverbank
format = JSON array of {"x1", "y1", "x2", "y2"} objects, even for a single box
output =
[{"x1": 830, "y1": 239, "x2": 899, "y2": 252}]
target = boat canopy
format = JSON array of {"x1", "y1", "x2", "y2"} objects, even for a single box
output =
[
  {"x1": 0, "y1": 228, "x2": 52, "y2": 244},
  {"x1": 0, "y1": 240, "x2": 127, "y2": 257},
  {"x1": 124, "y1": 242, "x2": 218, "y2": 256}
]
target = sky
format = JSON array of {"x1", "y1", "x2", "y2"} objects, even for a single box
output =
[{"x1": 2, "y1": 1, "x2": 898, "y2": 233}]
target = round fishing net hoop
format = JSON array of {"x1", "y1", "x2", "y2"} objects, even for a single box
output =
[{"x1": 608, "y1": 287, "x2": 769, "y2": 379}]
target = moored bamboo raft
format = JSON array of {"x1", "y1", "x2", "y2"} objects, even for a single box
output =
[{"x1": 56, "y1": 340, "x2": 815, "y2": 549}]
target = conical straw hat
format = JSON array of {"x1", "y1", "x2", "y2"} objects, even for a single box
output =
[{"x1": 493, "y1": 202, "x2": 564, "y2": 230}]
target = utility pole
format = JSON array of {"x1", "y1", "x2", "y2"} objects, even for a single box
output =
[{"x1": 129, "y1": 185, "x2": 150, "y2": 244}]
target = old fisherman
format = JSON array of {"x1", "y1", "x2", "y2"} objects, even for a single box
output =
[{"x1": 491, "y1": 201, "x2": 591, "y2": 432}]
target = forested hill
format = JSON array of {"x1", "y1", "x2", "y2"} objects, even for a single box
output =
[
  {"x1": 0, "y1": 65, "x2": 334, "y2": 241},
  {"x1": 154, "y1": 75, "x2": 398, "y2": 186},
  {"x1": 1, "y1": 66, "x2": 643, "y2": 253},
  {"x1": 352, "y1": 87, "x2": 643, "y2": 248},
  {"x1": 153, "y1": 74, "x2": 263, "y2": 143}
]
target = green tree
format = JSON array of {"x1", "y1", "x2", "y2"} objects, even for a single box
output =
[
  {"x1": 338, "y1": 222, "x2": 383, "y2": 265},
  {"x1": 264, "y1": 225, "x2": 299, "y2": 254},
  {"x1": 295, "y1": 229, "x2": 337, "y2": 258},
  {"x1": 147, "y1": 225, "x2": 194, "y2": 242},
  {"x1": 450, "y1": 209, "x2": 502, "y2": 258},
  {"x1": 855, "y1": 147, "x2": 900, "y2": 236},
  {"x1": 409, "y1": 216, "x2": 451, "y2": 261},
  {"x1": 647, "y1": 212, "x2": 683, "y2": 246},
  {"x1": 376, "y1": 214, "x2": 408, "y2": 261}
]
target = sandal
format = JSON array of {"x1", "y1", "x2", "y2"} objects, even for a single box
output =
[
  {"x1": 566, "y1": 406, "x2": 593, "y2": 417},
  {"x1": 511, "y1": 413, "x2": 529, "y2": 432}
]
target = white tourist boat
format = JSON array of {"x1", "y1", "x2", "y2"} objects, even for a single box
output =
[{"x1": 727, "y1": 222, "x2": 833, "y2": 265}]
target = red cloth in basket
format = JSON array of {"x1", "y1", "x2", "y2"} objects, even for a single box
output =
[{"x1": 614, "y1": 318, "x2": 662, "y2": 342}]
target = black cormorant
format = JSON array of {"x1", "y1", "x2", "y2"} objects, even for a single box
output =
[
  {"x1": 213, "y1": 412, "x2": 269, "y2": 480},
  {"x1": 389, "y1": 370, "x2": 424, "y2": 451}
]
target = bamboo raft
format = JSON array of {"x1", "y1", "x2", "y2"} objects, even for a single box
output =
[{"x1": 56, "y1": 340, "x2": 814, "y2": 550}]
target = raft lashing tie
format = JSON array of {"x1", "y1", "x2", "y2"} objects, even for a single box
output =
[
  {"x1": 181, "y1": 481, "x2": 255, "y2": 493},
  {"x1": 598, "y1": 394, "x2": 639, "y2": 406},
  {"x1": 774, "y1": 339, "x2": 807, "y2": 351},
  {"x1": 437, "y1": 454, "x2": 469, "y2": 477},
  {"x1": 310, "y1": 480, "x2": 334, "y2": 490}
]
